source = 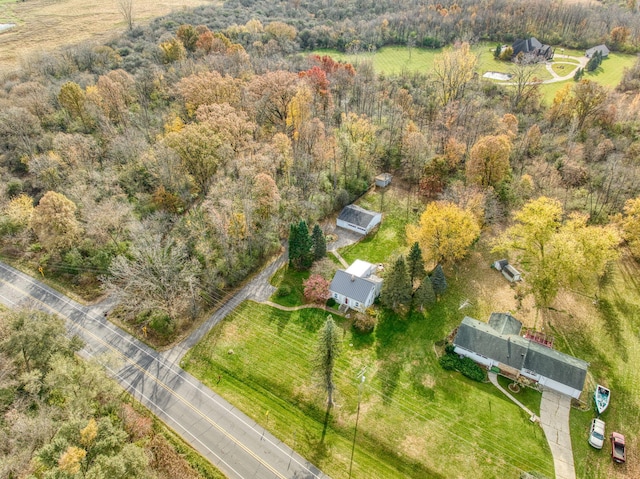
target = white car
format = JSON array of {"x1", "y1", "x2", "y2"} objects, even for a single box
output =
[{"x1": 588, "y1": 418, "x2": 606, "y2": 449}]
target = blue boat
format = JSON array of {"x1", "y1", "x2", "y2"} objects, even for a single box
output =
[{"x1": 595, "y1": 384, "x2": 610, "y2": 415}]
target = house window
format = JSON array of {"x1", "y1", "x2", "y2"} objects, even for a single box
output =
[
  {"x1": 355, "y1": 302, "x2": 359, "y2": 307},
  {"x1": 334, "y1": 293, "x2": 338, "y2": 299}
]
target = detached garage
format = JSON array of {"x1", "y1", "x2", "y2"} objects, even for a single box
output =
[{"x1": 337, "y1": 205, "x2": 382, "y2": 235}]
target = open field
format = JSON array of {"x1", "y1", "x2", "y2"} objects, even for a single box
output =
[
  {"x1": 183, "y1": 186, "x2": 555, "y2": 479},
  {"x1": 0, "y1": 0, "x2": 214, "y2": 72},
  {"x1": 312, "y1": 45, "x2": 637, "y2": 106}
]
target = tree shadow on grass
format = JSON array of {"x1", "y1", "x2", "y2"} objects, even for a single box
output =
[
  {"x1": 376, "y1": 355, "x2": 403, "y2": 405},
  {"x1": 598, "y1": 299, "x2": 628, "y2": 361}
]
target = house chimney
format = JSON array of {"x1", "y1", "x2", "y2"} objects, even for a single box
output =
[{"x1": 351, "y1": 274, "x2": 355, "y2": 282}]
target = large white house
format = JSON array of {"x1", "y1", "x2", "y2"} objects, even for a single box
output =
[
  {"x1": 336, "y1": 205, "x2": 382, "y2": 235},
  {"x1": 453, "y1": 313, "x2": 588, "y2": 399},
  {"x1": 329, "y1": 260, "x2": 382, "y2": 313}
]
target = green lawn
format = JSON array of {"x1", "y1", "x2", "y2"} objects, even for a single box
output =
[
  {"x1": 182, "y1": 298, "x2": 553, "y2": 479},
  {"x1": 269, "y1": 265, "x2": 310, "y2": 306},
  {"x1": 558, "y1": 254, "x2": 640, "y2": 479},
  {"x1": 183, "y1": 187, "x2": 555, "y2": 479},
  {"x1": 312, "y1": 45, "x2": 636, "y2": 107}
]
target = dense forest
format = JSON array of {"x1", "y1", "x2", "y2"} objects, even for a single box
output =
[{"x1": 0, "y1": 0, "x2": 640, "y2": 336}]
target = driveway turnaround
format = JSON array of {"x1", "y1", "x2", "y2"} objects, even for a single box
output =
[
  {"x1": 0, "y1": 261, "x2": 328, "y2": 479},
  {"x1": 539, "y1": 389, "x2": 576, "y2": 479}
]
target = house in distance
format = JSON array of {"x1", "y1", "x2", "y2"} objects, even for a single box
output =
[
  {"x1": 329, "y1": 259, "x2": 383, "y2": 313},
  {"x1": 337, "y1": 204, "x2": 382, "y2": 235},
  {"x1": 512, "y1": 37, "x2": 554, "y2": 62}
]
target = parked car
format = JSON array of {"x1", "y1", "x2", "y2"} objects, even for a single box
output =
[
  {"x1": 611, "y1": 432, "x2": 626, "y2": 463},
  {"x1": 588, "y1": 418, "x2": 606, "y2": 449}
]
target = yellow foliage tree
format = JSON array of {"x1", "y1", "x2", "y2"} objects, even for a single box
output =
[
  {"x1": 29, "y1": 191, "x2": 82, "y2": 252},
  {"x1": 466, "y1": 134, "x2": 512, "y2": 187},
  {"x1": 623, "y1": 197, "x2": 640, "y2": 257},
  {"x1": 432, "y1": 42, "x2": 477, "y2": 106},
  {"x1": 3, "y1": 194, "x2": 34, "y2": 229},
  {"x1": 406, "y1": 201, "x2": 480, "y2": 264},
  {"x1": 58, "y1": 446, "x2": 86, "y2": 475}
]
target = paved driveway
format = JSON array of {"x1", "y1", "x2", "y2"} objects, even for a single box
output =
[{"x1": 539, "y1": 389, "x2": 576, "y2": 479}]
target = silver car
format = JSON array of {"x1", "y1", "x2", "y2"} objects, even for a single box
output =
[{"x1": 588, "y1": 418, "x2": 605, "y2": 449}]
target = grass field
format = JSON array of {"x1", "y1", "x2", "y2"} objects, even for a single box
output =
[
  {"x1": 312, "y1": 45, "x2": 637, "y2": 107},
  {"x1": 0, "y1": 0, "x2": 215, "y2": 72},
  {"x1": 183, "y1": 186, "x2": 555, "y2": 479}
]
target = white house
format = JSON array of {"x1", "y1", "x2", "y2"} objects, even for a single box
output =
[
  {"x1": 453, "y1": 313, "x2": 588, "y2": 399},
  {"x1": 329, "y1": 260, "x2": 383, "y2": 313},
  {"x1": 337, "y1": 205, "x2": 382, "y2": 235}
]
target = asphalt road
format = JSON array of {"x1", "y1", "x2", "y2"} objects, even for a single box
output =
[{"x1": 0, "y1": 261, "x2": 328, "y2": 479}]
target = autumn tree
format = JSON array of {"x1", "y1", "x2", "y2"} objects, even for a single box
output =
[
  {"x1": 406, "y1": 202, "x2": 480, "y2": 264},
  {"x1": 103, "y1": 235, "x2": 202, "y2": 325},
  {"x1": 495, "y1": 197, "x2": 619, "y2": 310},
  {"x1": 314, "y1": 316, "x2": 341, "y2": 409},
  {"x1": 30, "y1": 191, "x2": 83, "y2": 252},
  {"x1": 177, "y1": 72, "x2": 241, "y2": 113},
  {"x1": 380, "y1": 256, "x2": 412, "y2": 312},
  {"x1": 303, "y1": 274, "x2": 331, "y2": 304},
  {"x1": 177, "y1": 24, "x2": 199, "y2": 52},
  {"x1": 432, "y1": 42, "x2": 477, "y2": 106},
  {"x1": 622, "y1": 197, "x2": 640, "y2": 258},
  {"x1": 1, "y1": 194, "x2": 33, "y2": 232},
  {"x1": 164, "y1": 123, "x2": 225, "y2": 195},
  {"x1": 245, "y1": 70, "x2": 299, "y2": 133},
  {"x1": 159, "y1": 37, "x2": 186, "y2": 63},
  {"x1": 572, "y1": 80, "x2": 608, "y2": 130},
  {"x1": 1, "y1": 309, "x2": 81, "y2": 373},
  {"x1": 509, "y1": 60, "x2": 542, "y2": 112},
  {"x1": 58, "y1": 82, "x2": 92, "y2": 131},
  {"x1": 466, "y1": 135, "x2": 512, "y2": 188}
]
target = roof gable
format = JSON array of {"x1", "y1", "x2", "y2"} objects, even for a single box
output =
[
  {"x1": 586, "y1": 44, "x2": 610, "y2": 56},
  {"x1": 329, "y1": 270, "x2": 376, "y2": 303},
  {"x1": 488, "y1": 312, "x2": 522, "y2": 335},
  {"x1": 338, "y1": 205, "x2": 380, "y2": 229},
  {"x1": 523, "y1": 342, "x2": 588, "y2": 390}
]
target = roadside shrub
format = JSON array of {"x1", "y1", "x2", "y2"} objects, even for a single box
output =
[
  {"x1": 353, "y1": 312, "x2": 376, "y2": 333},
  {"x1": 326, "y1": 298, "x2": 336, "y2": 307},
  {"x1": 438, "y1": 351, "x2": 486, "y2": 382},
  {"x1": 276, "y1": 284, "x2": 291, "y2": 297}
]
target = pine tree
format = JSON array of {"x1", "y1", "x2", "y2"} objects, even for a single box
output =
[
  {"x1": 288, "y1": 222, "x2": 299, "y2": 267},
  {"x1": 494, "y1": 44, "x2": 502, "y2": 59},
  {"x1": 311, "y1": 224, "x2": 326, "y2": 261},
  {"x1": 413, "y1": 275, "x2": 436, "y2": 311},
  {"x1": 297, "y1": 220, "x2": 314, "y2": 270},
  {"x1": 431, "y1": 264, "x2": 448, "y2": 298},
  {"x1": 407, "y1": 242, "x2": 426, "y2": 286},
  {"x1": 380, "y1": 256, "x2": 412, "y2": 311},
  {"x1": 315, "y1": 316, "x2": 341, "y2": 406}
]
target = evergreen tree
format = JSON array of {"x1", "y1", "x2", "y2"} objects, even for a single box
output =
[
  {"x1": 494, "y1": 44, "x2": 502, "y2": 59},
  {"x1": 431, "y1": 264, "x2": 448, "y2": 297},
  {"x1": 314, "y1": 316, "x2": 341, "y2": 406},
  {"x1": 311, "y1": 224, "x2": 326, "y2": 261},
  {"x1": 288, "y1": 220, "x2": 313, "y2": 270},
  {"x1": 407, "y1": 242, "x2": 426, "y2": 285},
  {"x1": 380, "y1": 256, "x2": 412, "y2": 311},
  {"x1": 573, "y1": 67, "x2": 584, "y2": 81},
  {"x1": 288, "y1": 222, "x2": 300, "y2": 267},
  {"x1": 413, "y1": 275, "x2": 436, "y2": 311}
]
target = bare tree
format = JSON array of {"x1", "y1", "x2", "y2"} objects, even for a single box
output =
[{"x1": 118, "y1": 0, "x2": 134, "y2": 31}]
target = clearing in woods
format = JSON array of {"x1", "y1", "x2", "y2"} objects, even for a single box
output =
[{"x1": 0, "y1": 0, "x2": 215, "y2": 72}]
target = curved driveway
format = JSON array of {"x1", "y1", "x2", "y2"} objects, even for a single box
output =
[{"x1": 0, "y1": 261, "x2": 327, "y2": 479}]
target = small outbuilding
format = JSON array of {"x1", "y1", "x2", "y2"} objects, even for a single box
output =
[
  {"x1": 585, "y1": 44, "x2": 610, "y2": 58},
  {"x1": 493, "y1": 259, "x2": 521, "y2": 282},
  {"x1": 337, "y1": 204, "x2": 382, "y2": 235},
  {"x1": 375, "y1": 173, "x2": 392, "y2": 187}
]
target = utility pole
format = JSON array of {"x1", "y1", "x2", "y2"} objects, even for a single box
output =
[{"x1": 348, "y1": 369, "x2": 366, "y2": 478}]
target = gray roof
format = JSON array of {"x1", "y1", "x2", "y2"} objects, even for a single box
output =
[
  {"x1": 337, "y1": 205, "x2": 379, "y2": 229},
  {"x1": 512, "y1": 37, "x2": 553, "y2": 59},
  {"x1": 454, "y1": 317, "x2": 528, "y2": 370},
  {"x1": 329, "y1": 270, "x2": 376, "y2": 303},
  {"x1": 488, "y1": 312, "x2": 522, "y2": 335},
  {"x1": 524, "y1": 342, "x2": 588, "y2": 391},
  {"x1": 586, "y1": 44, "x2": 610, "y2": 57},
  {"x1": 454, "y1": 316, "x2": 588, "y2": 391}
]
